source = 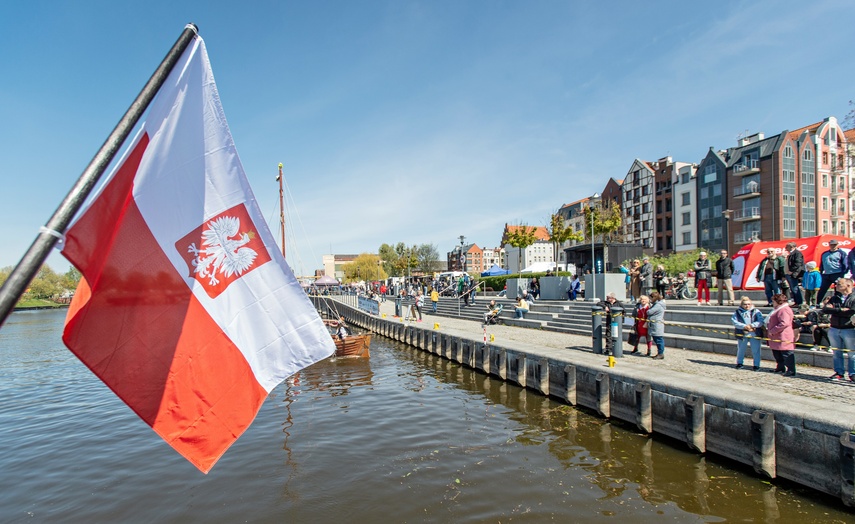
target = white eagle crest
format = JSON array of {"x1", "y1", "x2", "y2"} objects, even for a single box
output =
[{"x1": 187, "y1": 216, "x2": 258, "y2": 286}]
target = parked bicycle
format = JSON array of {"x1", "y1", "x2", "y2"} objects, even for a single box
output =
[{"x1": 664, "y1": 274, "x2": 697, "y2": 300}]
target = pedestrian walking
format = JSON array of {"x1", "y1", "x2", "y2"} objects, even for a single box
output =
[{"x1": 731, "y1": 296, "x2": 764, "y2": 371}]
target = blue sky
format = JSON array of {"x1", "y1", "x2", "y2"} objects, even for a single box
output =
[{"x1": 2, "y1": 0, "x2": 853, "y2": 277}]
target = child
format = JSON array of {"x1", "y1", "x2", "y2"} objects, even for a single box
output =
[{"x1": 802, "y1": 261, "x2": 821, "y2": 306}]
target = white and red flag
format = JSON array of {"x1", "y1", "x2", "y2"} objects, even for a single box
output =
[{"x1": 60, "y1": 36, "x2": 335, "y2": 473}]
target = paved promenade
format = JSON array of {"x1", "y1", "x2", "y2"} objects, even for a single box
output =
[{"x1": 375, "y1": 300, "x2": 855, "y2": 405}]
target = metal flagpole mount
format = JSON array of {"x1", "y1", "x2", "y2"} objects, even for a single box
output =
[{"x1": 0, "y1": 23, "x2": 200, "y2": 329}]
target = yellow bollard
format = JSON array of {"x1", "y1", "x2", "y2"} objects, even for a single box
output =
[
  {"x1": 433, "y1": 322, "x2": 440, "y2": 330},
  {"x1": 382, "y1": 313, "x2": 386, "y2": 318},
  {"x1": 489, "y1": 334, "x2": 495, "y2": 342},
  {"x1": 608, "y1": 356, "x2": 616, "y2": 368}
]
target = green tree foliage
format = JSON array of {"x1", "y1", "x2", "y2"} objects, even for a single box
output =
[
  {"x1": 378, "y1": 243, "x2": 399, "y2": 276},
  {"x1": 630, "y1": 249, "x2": 705, "y2": 277},
  {"x1": 343, "y1": 253, "x2": 386, "y2": 283},
  {"x1": 505, "y1": 224, "x2": 538, "y2": 272},
  {"x1": 414, "y1": 243, "x2": 441, "y2": 274},
  {"x1": 583, "y1": 201, "x2": 623, "y2": 241},
  {"x1": 547, "y1": 212, "x2": 584, "y2": 269}
]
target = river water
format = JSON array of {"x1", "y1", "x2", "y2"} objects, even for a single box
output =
[{"x1": 0, "y1": 309, "x2": 851, "y2": 522}]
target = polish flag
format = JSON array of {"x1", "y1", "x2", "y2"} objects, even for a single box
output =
[{"x1": 60, "y1": 36, "x2": 335, "y2": 473}]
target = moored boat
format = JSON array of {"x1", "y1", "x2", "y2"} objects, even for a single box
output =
[{"x1": 333, "y1": 333, "x2": 371, "y2": 358}]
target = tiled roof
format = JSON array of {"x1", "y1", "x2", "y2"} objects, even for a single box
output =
[
  {"x1": 787, "y1": 121, "x2": 822, "y2": 140},
  {"x1": 502, "y1": 224, "x2": 551, "y2": 243}
]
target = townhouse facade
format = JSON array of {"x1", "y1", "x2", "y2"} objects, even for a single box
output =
[
  {"x1": 500, "y1": 224, "x2": 553, "y2": 273},
  {"x1": 673, "y1": 162, "x2": 699, "y2": 252},
  {"x1": 621, "y1": 159, "x2": 656, "y2": 249}
]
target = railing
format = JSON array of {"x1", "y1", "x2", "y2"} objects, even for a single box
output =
[
  {"x1": 733, "y1": 183, "x2": 760, "y2": 197},
  {"x1": 734, "y1": 231, "x2": 761, "y2": 244},
  {"x1": 732, "y1": 207, "x2": 761, "y2": 221},
  {"x1": 733, "y1": 159, "x2": 759, "y2": 174}
]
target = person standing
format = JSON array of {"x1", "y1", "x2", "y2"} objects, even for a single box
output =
[
  {"x1": 630, "y1": 295, "x2": 653, "y2": 356},
  {"x1": 818, "y1": 239, "x2": 847, "y2": 303},
  {"x1": 802, "y1": 261, "x2": 821, "y2": 306},
  {"x1": 693, "y1": 252, "x2": 712, "y2": 305},
  {"x1": 785, "y1": 242, "x2": 805, "y2": 306},
  {"x1": 528, "y1": 278, "x2": 540, "y2": 300},
  {"x1": 715, "y1": 250, "x2": 735, "y2": 306},
  {"x1": 597, "y1": 292, "x2": 623, "y2": 355},
  {"x1": 640, "y1": 257, "x2": 653, "y2": 297},
  {"x1": 731, "y1": 296, "x2": 764, "y2": 371},
  {"x1": 822, "y1": 277, "x2": 855, "y2": 382},
  {"x1": 767, "y1": 293, "x2": 796, "y2": 376},
  {"x1": 430, "y1": 287, "x2": 439, "y2": 313},
  {"x1": 619, "y1": 263, "x2": 631, "y2": 299},
  {"x1": 652, "y1": 265, "x2": 667, "y2": 297},
  {"x1": 414, "y1": 291, "x2": 424, "y2": 322},
  {"x1": 755, "y1": 249, "x2": 783, "y2": 307},
  {"x1": 647, "y1": 291, "x2": 666, "y2": 359},
  {"x1": 629, "y1": 259, "x2": 642, "y2": 302}
]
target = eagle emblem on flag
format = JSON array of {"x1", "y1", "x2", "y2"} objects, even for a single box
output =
[{"x1": 176, "y1": 203, "x2": 272, "y2": 298}]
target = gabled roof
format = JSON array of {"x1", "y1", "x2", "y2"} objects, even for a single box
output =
[
  {"x1": 559, "y1": 197, "x2": 589, "y2": 210},
  {"x1": 725, "y1": 133, "x2": 784, "y2": 168},
  {"x1": 787, "y1": 121, "x2": 822, "y2": 141},
  {"x1": 843, "y1": 128, "x2": 855, "y2": 142},
  {"x1": 501, "y1": 224, "x2": 550, "y2": 245}
]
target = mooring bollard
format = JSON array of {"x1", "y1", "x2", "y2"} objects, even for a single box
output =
[
  {"x1": 751, "y1": 410, "x2": 776, "y2": 478},
  {"x1": 564, "y1": 365, "x2": 576, "y2": 405},
  {"x1": 635, "y1": 382, "x2": 652, "y2": 433},
  {"x1": 596, "y1": 372, "x2": 610, "y2": 418},
  {"x1": 592, "y1": 305, "x2": 603, "y2": 354},
  {"x1": 839, "y1": 431, "x2": 855, "y2": 507},
  {"x1": 685, "y1": 394, "x2": 706, "y2": 453}
]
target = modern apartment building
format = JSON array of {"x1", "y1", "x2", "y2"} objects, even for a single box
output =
[
  {"x1": 673, "y1": 163, "x2": 699, "y2": 252},
  {"x1": 622, "y1": 159, "x2": 656, "y2": 249}
]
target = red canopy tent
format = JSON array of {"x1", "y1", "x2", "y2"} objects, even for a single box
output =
[{"x1": 731, "y1": 234, "x2": 852, "y2": 290}]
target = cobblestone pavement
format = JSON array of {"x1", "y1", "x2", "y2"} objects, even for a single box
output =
[{"x1": 376, "y1": 301, "x2": 855, "y2": 404}]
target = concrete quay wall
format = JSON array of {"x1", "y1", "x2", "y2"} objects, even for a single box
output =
[{"x1": 315, "y1": 297, "x2": 855, "y2": 507}]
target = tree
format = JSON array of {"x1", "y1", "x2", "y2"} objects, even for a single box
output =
[
  {"x1": 62, "y1": 267, "x2": 82, "y2": 290},
  {"x1": 546, "y1": 211, "x2": 583, "y2": 272},
  {"x1": 343, "y1": 253, "x2": 386, "y2": 283},
  {"x1": 583, "y1": 201, "x2": 623, "y2": 272},
  {"x1": 378, "y1": 243, "x2": 399, "y2": 277},
  {"x1": 504, "y1": 224, "x2": 538, "y2": 274},
  {"x1": 414, "y1": 243, "x2": 441, "y2": 274}
]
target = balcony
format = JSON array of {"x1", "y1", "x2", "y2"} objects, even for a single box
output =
[
  {"x1": 831, "y1": 207, "x2": 845, "y2": 218},
  {"x1": 734, "y1": 230, "x2": 761, "y2": 244},
  {"x1": 732, "y1": 159, "x2": 760, "y2": 176},
  {"x1": 831, "y1": 183, "x2": 846, "y2": 196},
  {"x1": 733, "y1": 182, "x2": 761, "y2": 199},
  {"x1": 732, "y1": 207, "x2": 761, "y2": 222}
]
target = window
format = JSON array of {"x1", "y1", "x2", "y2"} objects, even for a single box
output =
[
  {"x1": 712, "y1": 184, "x2": 722, "y2": 197},
  {"x1": 804, "y1": 149, "x2": 812, "y2": 161},
  {"x1": 642, "y1": 185, "x2": 649, "y2": 196},
  {"x1": 642, "y1": 203, "x2": 650, "y2": 213},
  {"x1": 682, "y1": 231, "x2": 692, "y2": 245},
  {"x1": 703, "y1": 164, "x2": 717, "y2": 183},
  {"x1": 682, "y1": 212, "x2": 691, "y2": 225},
  {"x1": 822, "y1": 220, "x2": 829, "y2": 234},
  {"x1": 841, "y1": 222, "x2": 847, "y2": 235},
  {"x1": 822, "y1": 197, "x2": 829, "y2": 211},
  {"x1": 822, "y1": 174, "x2": 828, "y2": 188},
  {"x1": 656, "y1": 201, "x2": 662, "y2": 214},
  {"x1": 681, "y1": 172, "x2": 690, "y2": 184},
  {"x1": 784, "y1": 145, "x2": 793, "y2": 158},
  {"x1": 701, "y1": 187, "x2": 709, "y2": 199},
  {"x1": 823, "y1": 152, "x2": 829, "y2": 165},
  {"x1": 682, "y1": 192, "x2": 691, "y2": 206}
]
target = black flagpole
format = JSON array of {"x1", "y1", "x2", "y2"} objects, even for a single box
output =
[{"x1": 0, "y1": 23, "x2": 199, "y2": 329}]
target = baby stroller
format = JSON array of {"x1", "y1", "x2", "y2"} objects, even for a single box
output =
[{"x1": 485, "y1": 304, "x2": 503, "y2": 325}]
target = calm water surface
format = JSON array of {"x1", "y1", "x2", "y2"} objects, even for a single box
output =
[{"x1": 0, "y1": 309, "x2": 851, "y2": 522}]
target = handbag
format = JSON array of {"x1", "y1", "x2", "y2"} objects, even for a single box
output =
[{"x1": 627, "y1": 331, "x2": 639, "y2": 346}]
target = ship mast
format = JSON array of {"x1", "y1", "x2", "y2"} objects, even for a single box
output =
[{"x1": 276, "y1": 162, "x2": 286, "y2": 259}]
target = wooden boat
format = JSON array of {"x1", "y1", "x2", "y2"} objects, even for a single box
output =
[{"x1": 333, "y1": 333, "x2": 371, "y2": 358}]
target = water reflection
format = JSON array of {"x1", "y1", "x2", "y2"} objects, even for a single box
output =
[{"x1": 390, "y1": 343, "x2": 849, "y2": 522}]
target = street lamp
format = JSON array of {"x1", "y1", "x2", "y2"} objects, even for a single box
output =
[{"x1": 590, "y1": 192, "x2": 600, "y2": 301}]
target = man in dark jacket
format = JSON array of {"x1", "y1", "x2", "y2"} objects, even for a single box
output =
[
  {"x1": 785, "y1": 241, "x2": 805, "y2": 306},
  {"x1": 639, "y1": 258, "x2": 653, "y2": 296},
  {"x1": 715, "y1": 249, "x2": 735, "y2": 306},
  {"x1": 822, "y1": 277, "x2": 855, "y2": 381},
  {"x1": 597, "y1": 293, "x2": 623, "y2": 355},
  {"x1": 755, "y1": 250, "x2": 784, "y2": 306}
]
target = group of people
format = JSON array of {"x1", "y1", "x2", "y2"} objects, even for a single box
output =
[{"x1": 598, "y1": 291, "x2": 667, "y2": 359}]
